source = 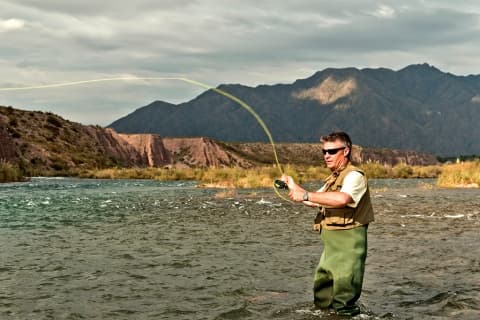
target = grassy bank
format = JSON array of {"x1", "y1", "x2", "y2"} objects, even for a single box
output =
[
  {"x1": 79, "y1": 165, "x2": 330, "y2": 188},
  {"x1": 80, "y1": 162, "x2": 445, "y2": 188},
  {"x1": 10, "y1": 158, "x2": 480, "y2": 188},
  {"x1": 437, "y1": 160, "x2": 480, "y2": 187},
  {"x1": 360, "y1": 161, "x2": 442, "y2": 179}
]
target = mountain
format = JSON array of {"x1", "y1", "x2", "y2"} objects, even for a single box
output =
[
  {"x1": 109, "y1": 64, "x2": 480, "y2": 156},
  {"x1": 0, "y1": 106, "x2": 437, "y2": 178}
]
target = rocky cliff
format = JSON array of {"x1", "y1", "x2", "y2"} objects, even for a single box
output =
[
  {"x1": 84, "y1": 127, "x2": 147, "y2": 167},
  {"x1": 118, "y1": 133, "x2": 171, "y2": 166},
  {"x1": 162, "y1": 137, "x2": 253, "y2": 168}
]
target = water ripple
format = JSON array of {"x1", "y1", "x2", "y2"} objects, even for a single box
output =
[{"x1": 0, "y1": 178, "x2": 478, "y2": 319}]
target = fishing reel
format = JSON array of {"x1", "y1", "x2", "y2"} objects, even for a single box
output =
[{"x1": 274, "y1": 179, "x2": 288, "y2": 190}]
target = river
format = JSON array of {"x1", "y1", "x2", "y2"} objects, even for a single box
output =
[{"x1": 0, "y1": 178, "x2": 479, "y2": 319}]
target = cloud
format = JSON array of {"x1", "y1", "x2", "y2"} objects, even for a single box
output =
[
  {"x1": 0, "y1": 1, "x2": 479, "y2": 125},
  {"x1": 0, "y1": 18, "x2": 25, "y2": 32},
  {"x1": 371, "y1": 5, "x2": 396, "y2": 18}
]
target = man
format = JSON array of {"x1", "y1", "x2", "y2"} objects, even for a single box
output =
[{"x1": 281, "y1": 131, "x2": 374, "y2": 316}]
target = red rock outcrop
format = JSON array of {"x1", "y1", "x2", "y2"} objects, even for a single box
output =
[
  {"x1": 117, "y1": 133, "x2": 171, "y2": 166},
  {"x1": 81, "y1": 127, "x2": 147, "y2": 167},
  {"x1": 162, "y1": 137, "x2": 253, "y2": 168},
  {"x1": 106, "y1": 134, "x2": 251, "y2": 168}
]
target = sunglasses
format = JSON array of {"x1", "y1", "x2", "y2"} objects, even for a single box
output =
[{"x1": 322, "y1": 147, "x2": 346, "y2": 155}]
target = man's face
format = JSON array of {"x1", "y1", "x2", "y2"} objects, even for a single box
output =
[{"x1": 322, "y1": 140, "x2": 349, "y2": 171}]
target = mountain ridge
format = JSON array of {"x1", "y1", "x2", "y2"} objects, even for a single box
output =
[{"x1": 109, "y1": 64, "x2": 480, "y2": 156}]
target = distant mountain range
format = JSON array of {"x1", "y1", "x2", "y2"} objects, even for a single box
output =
[{"x1": 109, "y1": 64, "x2": 480, "y2": 156}]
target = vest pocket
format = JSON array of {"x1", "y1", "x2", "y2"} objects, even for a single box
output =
[{"x1": 324, "y1": 207, "x2": 355, "y2": 226}]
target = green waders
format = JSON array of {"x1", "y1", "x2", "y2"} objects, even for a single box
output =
[{"x1": 313, "y1": 225, "x2": 368, "y2": 316}]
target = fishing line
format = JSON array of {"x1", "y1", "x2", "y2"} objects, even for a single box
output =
[{"x1": 0, "y1": 76, "x2": 293, "y2": 202}]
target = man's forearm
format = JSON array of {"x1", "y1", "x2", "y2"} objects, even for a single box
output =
[{"x1": 307, "y1": 191, "x2": 352, "y2": 208}]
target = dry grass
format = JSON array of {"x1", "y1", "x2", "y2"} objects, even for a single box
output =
[
  {"x1": 81, "y1": 165, "x2": 331, "y2": 188},
  {"x1": 44, "y1": 161, "x2": 480, "y2": 189},
  {"x1": 80, "y1": 162, "x2": 447, "y2": 188},
  {"x1": 359, "y1": 161, "x2": 442, "y2": 179},
  {"x1": 437, "y1": 161, "x2": 480, "y2": 187}
]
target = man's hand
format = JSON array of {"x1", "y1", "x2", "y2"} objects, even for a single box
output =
[{"x1": 281, "y1": 174, "x2": 307, "y2": 202}]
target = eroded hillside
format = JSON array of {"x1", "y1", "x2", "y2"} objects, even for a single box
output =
[{"x1": 0, "y1": 106, "x2": 438, "y2": 178}]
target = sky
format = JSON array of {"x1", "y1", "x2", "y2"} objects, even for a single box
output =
[{"x1": 1, "y1": 0, "x2": 480, "y2": 126}]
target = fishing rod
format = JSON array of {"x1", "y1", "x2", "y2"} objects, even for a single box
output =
[{"x1": 0, "y1": 76, "x2": 293, "y2": 202}]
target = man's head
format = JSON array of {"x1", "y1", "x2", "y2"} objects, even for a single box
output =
[{"x1": 320, "y1": 131, "x2": 352, "y2": 171}]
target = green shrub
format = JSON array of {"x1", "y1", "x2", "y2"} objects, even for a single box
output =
[
  {"x1": 49, "y1": 156, "x2": 70, "y2": 171},
  {"x1": 0, "y1": 161, "x2": 23, "y2": 182},
  {"x1": 411, "y1": 165, "x2": 442, "y2": 178},
  {"x1": 9, "y1": 128, "x2": 21, "y2": 139},
  {"x1": 359, "y1": 161, "x2": 389, "y2": 178},
  {"x1": 9, "y1": 118, "x2": 18, "y2": 127},
  {"x1": 46, "y1": 114, "x2": 63, "y2": 127}
]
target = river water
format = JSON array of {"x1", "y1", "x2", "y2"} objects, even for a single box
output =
[{"x1": 0, "y1": 178, "x2": 479, "y2": 319}]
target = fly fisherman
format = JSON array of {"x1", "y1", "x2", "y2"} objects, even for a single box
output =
[{"x1": 280, "y1": 131, "x2": 374, "y2": 316}]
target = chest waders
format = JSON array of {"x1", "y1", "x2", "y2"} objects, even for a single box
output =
[{"x1": 313, "y1": 164, "x2": 373, "y2": 316}]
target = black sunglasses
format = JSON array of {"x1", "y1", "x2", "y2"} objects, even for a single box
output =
[{"x1": 322, "y1": 147, "x2": 346, "y2": 155}]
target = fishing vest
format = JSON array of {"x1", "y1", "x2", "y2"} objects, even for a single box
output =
[{"x1": 317, "y1": 164, "x2": 374, "y2": 230}]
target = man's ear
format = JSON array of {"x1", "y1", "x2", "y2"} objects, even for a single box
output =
[{"x1": 344, "y1": 147, "x2": 350, "y2": 157}]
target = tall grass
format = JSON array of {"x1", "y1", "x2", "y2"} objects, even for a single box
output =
[
  {"x1": 359, "y1": 161, "x2": 441, "y2": 179},
  {"x1": 81, "y1": 165, "x2": 331, "y2": 188},
  {"x1": 0, "y1": 161, "x2": 24, "y2": 183},
  {"x1": 82, "y1": 162, "x2": 445, "y2": 188},
  {"x1": 437, "y1": 160, "x2": 480, "y2": 187},
  {"x1": 80, "y1": 167, "x2": 202, "y2": 180},
  {"x1": 10, "y1": 160, "x2": 480, "y2": 188}
]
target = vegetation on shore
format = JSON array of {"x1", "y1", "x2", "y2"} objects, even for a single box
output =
[
  {"x1": 78, "y1": 165, "x2": 330, "y2": 188},
  {"x1": 79, "y1": 161, "x2": 446, "y2": 188},
  {"x1": 0, "y1": 161, "x2": 24, "y2": 183},
  {"x1": 3, "y1": 154, "x2": 477, "y2": 189},
  {"x1": 437, "y1": 160, "x2": 480, "y2": 187},
  {"x1": 360, "y1": 161, "x2": 441, "y2": 179}
]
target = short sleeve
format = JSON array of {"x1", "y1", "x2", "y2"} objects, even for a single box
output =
[{"x1": 340, "y1": 171, "x2": 367, "y2": 208}]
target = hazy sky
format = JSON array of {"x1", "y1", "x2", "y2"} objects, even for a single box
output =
[{"x1": 1, "y1": 0, "x2": 479, "y2": 126}]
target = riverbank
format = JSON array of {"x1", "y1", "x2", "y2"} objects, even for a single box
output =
[
  {"x1": 78, "y1": 162, "x2": 443, "y2": 188},
  {"x1": 4, "y1": 160, "x2": 479, "y2": 188}
]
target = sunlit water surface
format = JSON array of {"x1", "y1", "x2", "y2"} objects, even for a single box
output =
[{"x1": 0, "y1": 178, "x2": 479, "y2": 319}]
